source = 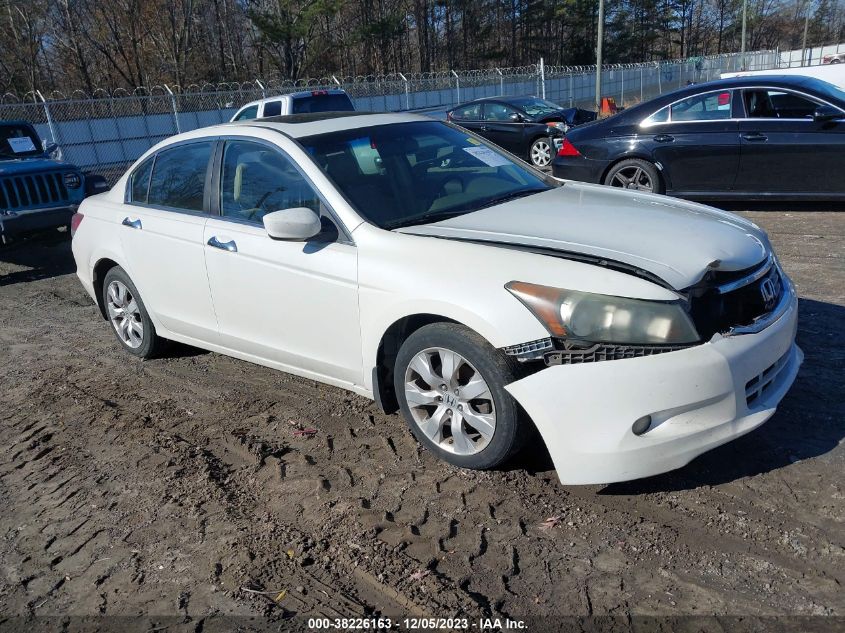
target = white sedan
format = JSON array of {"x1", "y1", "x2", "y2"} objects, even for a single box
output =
[{"x1": 71, "y1": 112, "x2": 802, "y2": 484}]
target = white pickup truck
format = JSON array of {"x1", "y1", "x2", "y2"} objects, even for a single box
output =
[{"x1": 230, "y1": 89, "x2": 355, "y2": 121}]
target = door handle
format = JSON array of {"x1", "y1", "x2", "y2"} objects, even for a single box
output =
[
  {"x1": 121, "y1": 217, "x2": 142, "y2": 229},
  {"x1": 742, "y1": 132, "x2": 768, "y2": 142},
  {"x1": 653, "y1": 134, "x2": 674, "y2": 143},
  {"x1": 207, "y1": 236, "x2": 237, "y2": 253}
]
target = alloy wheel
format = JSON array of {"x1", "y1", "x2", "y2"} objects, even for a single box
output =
[
  {"x1": 106, "y1": 280, "x2": 144, "y2": 349},
  {"x1": 531, "y1": 140, "x2": 552, "y2": 167},
  {"x1": 404, "y1": 347, "x2": 496, "y2": 455},
  {"x1": 609, "y1": 166, "x2": 654, "y2": 191}
]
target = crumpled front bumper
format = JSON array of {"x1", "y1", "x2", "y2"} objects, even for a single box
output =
[{"x1": 505, "y1": 286, "x2": 802, "y2": 485}]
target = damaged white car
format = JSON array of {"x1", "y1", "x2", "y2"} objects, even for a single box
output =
[{"x1": 71, "y1": 112, "x2": 802, "y2": 484}]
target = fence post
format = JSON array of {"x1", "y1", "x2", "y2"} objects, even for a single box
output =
[
  {"x1": 640, "y1": 66, "x2": 643, "y2": 101},
  {"x1": 620, "y1": 68, "x2": 624, "y2": 105},
  {"x1": 35, "y1": 90, "x2": 58, "y2": 145},
  {"x1": 255, "y1": 79, "x2": 266, "y2": 98},
  {"x1": 496, "y1": 68, "x2": 503, "y2": 95},
  {"x1": 398, "y1": 72, "x2": 410, "y2": 110},
  {"x1": 332, "y1": 76, "x2": 341, "y2": 86},
  {"x1": 569, "y1": 73, "x2": 573, "y2": 107},
  {"x1": 164, "y1": 84, "x2": 181, "y2": 134},
  {"x1": 539, "y1": 57, "x2": 546, "y2": 99},
  {"x1": 451, "y1": 70, "x2": 460, "y2": 104}
]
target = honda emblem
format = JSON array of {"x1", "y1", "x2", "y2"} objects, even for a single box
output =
[{"x1": 760, "y1": 277, "x2": 778, "y2": 310}]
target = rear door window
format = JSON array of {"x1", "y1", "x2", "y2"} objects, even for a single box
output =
[
  {"x1": 147, "y1": 142, "x2": 213, "y2": 212},
  {"x1": 450, "y1": 104, "x2": 482, "y2": 121},
  {"x1": 670, "y1": 91, "x2": 732, "y2": 121}
]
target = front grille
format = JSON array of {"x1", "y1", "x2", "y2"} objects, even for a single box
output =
[
  {"x1": 0, "y1": 172, "x2": 69, "y2": 211},
  {"x1": 544, "y1": 342, "x2": 690, "y2": 365},
  {"x1": 688, "y1": 260, "x2": 783, "y2": 339},
  {"x1": 745, "y1": 350, "x2": 791, "y2": 406}
]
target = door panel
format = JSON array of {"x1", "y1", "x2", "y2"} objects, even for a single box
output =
[
  {"x1": 203, "y1": 219, "x2": 362, "y2": 383},
  {"x1": 735, "y1": 89, "x2": 845, "y2": 193},
  {"x1": 119, "y1": 207, "x2": 218, "y2": 341},
  {"x1": 203, "y1": 138, "x2": 362, "y2": 385},
  {"x1": 649, "y1": 121, "x2": 741, "y2": 192},
  {"x1": 648, "y1": 90, "x2": 740, "y2": 193}
]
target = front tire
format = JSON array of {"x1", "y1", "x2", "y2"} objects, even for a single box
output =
[
  {"x1": 603, "y1": 158, "x2": 663, "y2": 193},
  {"x1": 102, "y1": 266, "x2": 165, "y2": 359},
  {"x1": 529, "y1": 137, "x2": 552, "y2": 168},
  {"x1": 394, "y1": 323, "x2": 528, "y2": 470}
]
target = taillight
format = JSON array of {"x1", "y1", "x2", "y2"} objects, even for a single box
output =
[
  {"x1": 70, "y1": 212, "x2": 84, "y2": 237},
  {"x1": 557, "y1": 138, "x2": 581, "y2": 157}
]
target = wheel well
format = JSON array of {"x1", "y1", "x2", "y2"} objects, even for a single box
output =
[
  {"x1": 373, "y1": 314, "x2": 458, "y2": 414},
  {"x1": 600, "y1": 156, "x2": 665, "y2": 188},
  {"x1": 92, "y1": 258, "x2": 119, "y2": 320}
]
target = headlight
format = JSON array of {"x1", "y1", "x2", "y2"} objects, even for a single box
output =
[
  {"x1": 64, "y1": 172, "x2": 81, "y2": 189},
  {"x1": 506, "y1": 281, "x2": 699, "y2": 345},
  {"x1": 546, "y1": 121, "x2": 568, "y2": 131}
]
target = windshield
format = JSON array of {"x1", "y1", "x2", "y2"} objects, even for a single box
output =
[
  {"x1": 292, "y1": 93, "x2": 355, "y2": 114},
  {"x1": 803, "y1": 77, "x2": 845, "y2": 106},
  {"x1": 299, "y1": 121, "x2": 555, "y2": 229},
  {"x1": 506, "y1": 97, "x2": 563, "y2": 117},
  {"x1": 0, "y1": 123, "x2": 42, "y2": 159}
]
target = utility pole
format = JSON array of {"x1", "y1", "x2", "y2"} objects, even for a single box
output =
[
  {"x1": 802, "y1": 0, "x2": 811, "y2": 66},
  {"x1": 740, "y1": 0, "x2": 747, "y2": 69},
  {"x1": 595, "y1": 0, "x2": 604, "y2": 112}
]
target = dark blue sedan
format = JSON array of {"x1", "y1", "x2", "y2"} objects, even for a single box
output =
[{"x1": 552, "y1": 75, "x2": 845, "y2": 200}]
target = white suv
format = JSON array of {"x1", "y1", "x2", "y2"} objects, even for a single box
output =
[
  {"x1": 70, "y1": 112, "x2": 802, "y2": 485},
  {"x1": 230, "y1": 89, "x2": 355, "y2": 121}
]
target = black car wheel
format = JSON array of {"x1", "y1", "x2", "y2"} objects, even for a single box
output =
[
  {"x1": 529, "y1": 138, "x2": 553, "y2": 168},
  {"x1": 604, "y1": 159, "x2": 663, "y2": 194}
]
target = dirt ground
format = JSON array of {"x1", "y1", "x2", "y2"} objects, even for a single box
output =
[{"x1": 0, "y1": 209, "x2": 842, "y2": 632}]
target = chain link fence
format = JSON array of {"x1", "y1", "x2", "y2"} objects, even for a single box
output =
[{"x1": 0, "y1": 50, "x2": 778, "y2": 184}]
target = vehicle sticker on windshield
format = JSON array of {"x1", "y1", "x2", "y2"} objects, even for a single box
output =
[
  {"x1": 466, "y1": 137, "x2": 482, "y2": 145},
  {"x1": 7, "y1": 137, "x2": 37, "y2": 153},
  {"x1": 462, "y1": 146, "x2": 510, "y2": 167}
]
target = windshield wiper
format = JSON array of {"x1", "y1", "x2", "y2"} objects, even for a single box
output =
[
  {"x1": 475, "y1": 187, "x2": 549, "y2": 210},
  {"x1": 384, "y1": 210, "x2": 467, "y2": 230}
]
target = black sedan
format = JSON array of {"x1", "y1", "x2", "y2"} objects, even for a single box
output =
[
  {"x1": 447, "y1": 96, "x2": 596, "y2": 168},
  {"x1": 552, "y1": 75, "x2": 845, "y2": 200}
]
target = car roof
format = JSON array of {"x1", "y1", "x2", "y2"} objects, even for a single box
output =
[
  {"x1": 611, "y1": 74, "x2": 838, "y2": 123},
  {"x1": 221, "y1": 111, "x2": 433, "y2": 138},
  {"x1": 448, "y1": 95, "x2": 550, "y2": 111}
]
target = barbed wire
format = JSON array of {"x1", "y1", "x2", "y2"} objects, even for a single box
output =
[{"x1": 0, "y1": 52, "x2": 776, "y2": 103}]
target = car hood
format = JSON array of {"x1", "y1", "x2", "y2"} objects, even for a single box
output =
[
  {"x1": 0, "y1": 157, "x2": 72, "y2": 175},
  {"x1": 397, "y1": 183, "x2": 769, "y2": 290}
]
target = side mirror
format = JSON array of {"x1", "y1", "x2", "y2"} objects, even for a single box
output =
[
  {"x1": 84, "y1": 173, "x2": 110, "y2": 197},
  {"x1": 813, "y1": 104, "x2": 842, "y2": 122},
  {"x1": 263, "y1": 207, "x2": 322, "y2": 241},
  {"x1": 43, "y1": 141, "x2": 61, "y2": 159},
  {"x1": 509, "y1": 112, "x2": 523, "y2": 122}
]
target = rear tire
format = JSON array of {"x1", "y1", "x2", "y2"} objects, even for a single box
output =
[
  {"x1": 603, "y1": 158, "x2": 663, "y2": 194},
  {"x1": 394, "y1": 323, "x2": 528, "y2": 470},
  {"x1": 101, "y1": 266, "x2": 165, "y2": 359}
]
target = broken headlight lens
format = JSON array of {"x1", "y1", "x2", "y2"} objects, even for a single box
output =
[{"x1": 506, "y1": 281, "x2": 700, "y2": 345}]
